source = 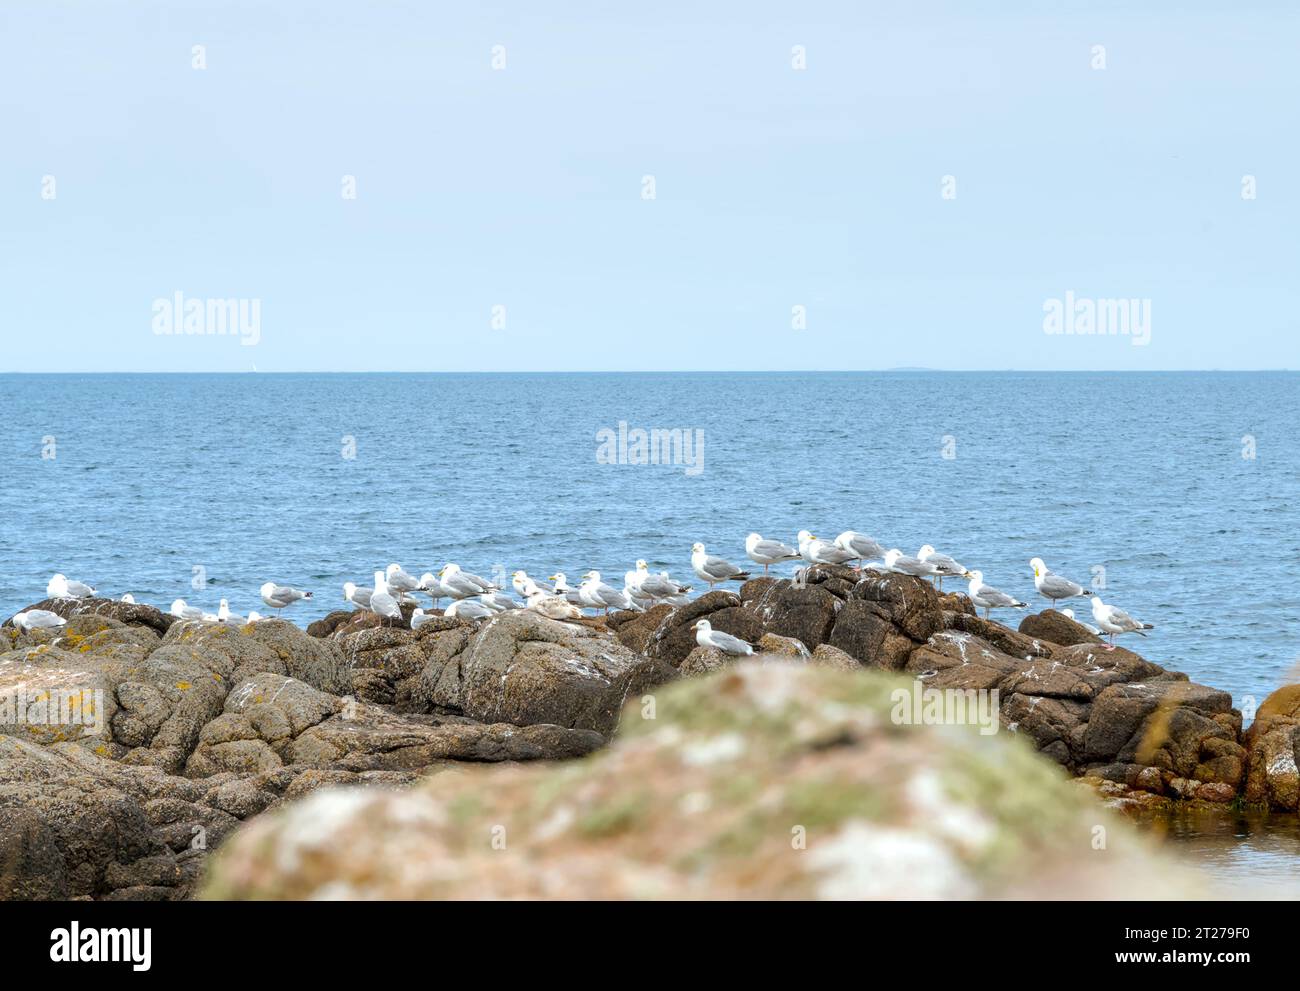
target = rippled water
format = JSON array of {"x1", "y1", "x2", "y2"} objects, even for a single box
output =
[
  {"x1": 1138, "y1": 812, "x2": 1300, "y2": 899},
  {"x1": 2, "y1": 371, "x2": 1297, "y2": 712}
]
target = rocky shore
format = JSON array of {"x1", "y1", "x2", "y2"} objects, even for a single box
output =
[{"x1": 0, "y1": 565, "x2": 1292, "y2": 900}]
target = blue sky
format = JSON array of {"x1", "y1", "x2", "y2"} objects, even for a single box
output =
[{"x1": 2, "y1": 0, "x2": 1296, "y2": 372}]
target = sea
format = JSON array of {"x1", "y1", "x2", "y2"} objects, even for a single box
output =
[{"x1": 2, "y1": 371, "x2": 1298, "y2": 894}]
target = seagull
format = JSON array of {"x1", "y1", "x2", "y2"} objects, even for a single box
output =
[
  {"x1": 1029, "y1": 558, "x2": 1093, "y2": 609},
  {"x1": 476, "y1": 591, "x2": 521, "y2": 612},
  {"x1": 47, "y1": 573, "x2": 95, "y2": 599},
  {"x1": 548, "y1": 574, "x2": 587, "y2": 606},
  {"x1": 1060, "y1": 608, "x2": 1103, "y2": 637},
  {"x1": 526, "y1": 591, "x2": 583, "y2": 621},
  {"x1": 638, "y1": 569, "x2": 692, "y2": 604},
  {"x1": 745, "y1": 533, "x2": 799, "y2": 575},
  {"x1": 246, "y1": 610, "x2": 263, "y2": 623},
  {"x1": 1091, "y1": 596, "x2": 1154, "y2": 650},
  {"x1": 624, "y1": 560, "x2": 652, "y2": 597},
  {"x1": 446, "y1": 598, "x2": 495, "y2": 621},
  {"x1": 260, "y1": 582, "x2": 313, "y2": 612},
  {"x1": 120, "y1": 593, "x2": 136, "y2": 604},
  {"x1": 834, "y1": 531, "x2": 886, "y2": 572},
  {"x1": 690, "y1": 543, "x2": 750, "y2": 588},
  {"x1": 13, "y1": 609, "x2": 67, "y2": 632},
  {"x1": 692, "y1": 619, "x2": 754, "y2": 657},
  {"x1": 368, "y1": 570, "x2": 403, "y2": 622},
  {"x1": 417, "y1": 573, "x2": 446, "y2": 606},
  {"x1": 343, "y1": 581, "x2": 373, "y2": 609},
  {"x1": 438, "y1": 564, "x2": 497, "y2": 599},
  {"x1": 883, "y1": 549, "x2": 940, "y2": 579},
  {"x1": 917, "y1": 545, "x2": 968, "y2": 590},
  {"x1": 512, "y1": 570, "x2": 550, "y2": 599},
  {"x1": 796, "y1": 531, "x2": 856, "y2": 567},
  {"x1": 965, "y1": 570, "x2": 1027, "y2": 619},
  {"x1": 410, "y1": 608, "x2": 440, "y2": 630},
  {"x1": 385, "y1": 563, "x2": 420, "y2": 597},
  {"x1": 170, "y1": 599, "x2": 206, "y2": 621},
  {"x1": 579, "y1": 571, "x2": 631, "y2": 614},
  {"x1": 217, "y1": 599, "x2": 244, "y2": 624}
]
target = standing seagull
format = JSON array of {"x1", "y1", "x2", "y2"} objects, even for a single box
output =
[
  {"x1": 368, "y1": 570, "x2": 403, "y2": 622},
  {"x1": 438, "y1": 563, "x2": 498, "y2": 599},
  {"x1": 965, "y1": 571, "x2": 1027, "y2": 620},
  {"x1": 796, "y1": 531, "x2": 856, "y2": 567},
  {"x1": 1029, "y1": 558, "x2": 1092, "y2": 609},
  {"x1": 386, "y1": 563, "x2": 420, "y2": 597},
  {"x1": 47, "y1": 574, "x2": 96, "y2": 598},
  {"x1": 690, "y1": 543, "x2": 751, "y2": 589},
  {"x1": 883, "y1": 549, "x2": 940, "y2": 579},
  {"x1": 917, "y1": 545, "x2": 967, "y2": 590},
  {"x1": 260, "y1": 582, "x2": 313, "y2": 613},
  {"x1": 13, "y1": 609, "x2": 67, "y2": 632},
  {"x1": 745, "y1": 533, "x2": 799, "y2": 575},
  {"x1": 343, "y1": 581, "x2": 373, "y2": 609},
  {"x1": 549, "y1": 574, "x2": 587, "y2": 607},
  {"x1": 1090, "y1": 597, "x2": 1154, "y2": 650},
  {"x1": 217, "y1": 599, "x2": 244, "y2": 625},
  {"x1": 170, "y1": 599, "x2": 206, "y2": 622},
  {"x1": 834, "y1": 531, "x2": 886, "y2": 572},
  {"x1": 691, "y1": 619, "x2": 755, "y2": 657},
  {"x1": 579, "y1": 571, "x2": 631, "y2": 614}
]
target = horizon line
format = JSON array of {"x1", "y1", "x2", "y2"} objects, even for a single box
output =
[{"x1": 0, "y1": 368, "x2": 1295, "y2": 376}]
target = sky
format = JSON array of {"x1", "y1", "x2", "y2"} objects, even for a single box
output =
[{"x1": 1, "y1": 0, "x2": 1296, "y2": 372}]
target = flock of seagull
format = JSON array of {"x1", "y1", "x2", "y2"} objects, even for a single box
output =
[{"x1": 10, "y1": 532, "x2": 1155, "y2": 655}]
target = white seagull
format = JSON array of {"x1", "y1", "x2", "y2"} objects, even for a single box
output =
[
  {"x1": 217, "y1": 599, "x2": 244, "y2": 625},
  {"x1": 385, "y1": 563, "x2": 420, "y2": 596},
  {"x1": 692, "y1": 619, "x2": 755, "y2": 657},
  {"x1": 834, "y1": 531, "x2": 886, "y2": 571},
  {"x1": 548, "y1": 574, "x2": 587, "y2": 606},
  {"x1": 446, "y1": 598, "x2": 495, "y2": 621},
  {"x1": 796, "y1": 531, "x2": 856, "y2": 567},
  {"x1": 965, "y1": 571, "x2": 1027, "y2": 619},
  {"x1": 1090, "y1": 596, "x2": 1154, "y2": 650},
  {"x1": 368, "y1": 570, "x2": 403, "y2": 621},
  {"x1": 579, "y1": 571, "x2": 631, "y2": 614},
  {"x1": 1029, "y1": 558, "x2": 1092, "y2": 609},
  {"x1": 13, "y1": 609, "x2": 67, "y2": 632},
  {"x1": 883, "y1": 549, "x2": 940, "y2": 579},
  {"x1": 47, "y1": 573, "x2": 96, "y2": 599},
  {"x1": 120, "y1": 593, "x2": 136, "y2": 604},
  {"x1": 260, "y1": 582, "x2": 313, "y2": 612},
  {"x1": 917, "y1": 545, "x2": 968, "y2": 589},
  {"x1": 745, "y1": 533, "x2": 799, "y2": 575},
  {"x1": 438, "y1": 564, "x2": 497, "y2": 599},
  {"x1": 343, "y1": 581, "x2": 373, "y2": 609},
  {"x1": 690, "y1": 543, "x2": 750, "y2": 589},
  {"x1": 169, "y1": 599, "x2": 205, "y2": 622},
  {"x1": 410, "y1": 607, "x2": 440, "y2": 630},
  {"x1": 638, "y1": 569, "x2": 692, "y2": 604}
]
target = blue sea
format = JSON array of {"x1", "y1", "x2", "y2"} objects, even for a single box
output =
[{"x1": 2, "y1": 371, "x2": 1297, "y2": 713}]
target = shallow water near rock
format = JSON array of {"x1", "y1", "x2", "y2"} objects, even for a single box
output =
[
  {"x1": 1135, "y1": 811, "x2": 1300, "y2": 899},
  {"x1": 3, "y1": 370, "x2": 1298, "y2": 893}
]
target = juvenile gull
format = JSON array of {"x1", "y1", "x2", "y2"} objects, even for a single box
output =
[
  {"x1": 834, "y1": 531, "x2": 886, "y2": 572},
  {"x1": 690, "y1": 543, "x2": 750, "y2": 588},
  {"x1": 368, "y1": 571, "x2": 403, "y2": 621},
  {"x1": 965, "y1": 571, "x2": 1027, "y2": 619},
  {"x1": 1090, "y1": 597, "x2": 1154, "y2": 649},
  {"x1": 260, "y1": 582, "x2": 313, "y2": 612},
  {"x1": 745, "y1": 533, "x2": 799, "y2": 575},
  {"x1": 526, "y1": 590, "x2": 582, "y2": 621},
  {"x1": 692, "y1": 619, "x2": 755, "y2": 657},
  {"x1": 13, "y1": 609, "x2": 67, "y2": 632},
  {"x1": 796, "y1": 531, "x2": 855, "y2": 567},
  {"x1": 1029, "y1": 558, "x2": 1092, "y2": 609},
  {"x1": 883, "y1": 549, "x2": 940, "y2": 579},
  {"x1": 47, "y1": 573, "x2": 96, "y2": 599}
]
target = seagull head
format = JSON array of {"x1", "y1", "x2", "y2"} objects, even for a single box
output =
[
  {"x1": 386, "y1": 564, "x2": 405, "y2": 578},
  {"x1": 47, "y1": 574, "x2": 68, "y2": 596},
  {"x1": 412, "y1": 608, "x2": 425, "y2": 619},
  {"x1": 584, "y1": 570, "x2": 600, "y2": 581},
  {"x1": 1061, "y1": 608, "x2": 1074, "y2": 619},
  {"x1": 692, "y1": 619, "x2": 712, "y2": 632},
  {"x1": 1029, "y1": 557, "x2": 1046, "y2": 577},
  {"x1": 120, "y1": 593, "x2": 135, "y2": 604},
  {"x1": 343, "y1": 582, "x2": 356, "y2": 599},
  {"x1": 443, "y1": 563, "x2": 461, "y2": 576},
  {"x1": 796, "y1": 530, "x2": 815, "y2": 545},
  {"x1": 918, "y1": 544, "x2": 936, "y2": 559},
  {"x1": 966, "y1": 570, "x2": 983, "y2": 584},
  {"x1": 884, "y1": 549, "x2": 902, "y2": 567},
  {"x1": 259, "y1": 582, "x2": 275, "y2": 597},
  {"x1": 170, "y1": 599, "x2": 187, "y2": 615},
  {"x1": 635, "y1": 559, "x2": 648, "y2": 571},
  {"x1": 691, "y1": 542, "x2": 705, "y2": 554}
]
